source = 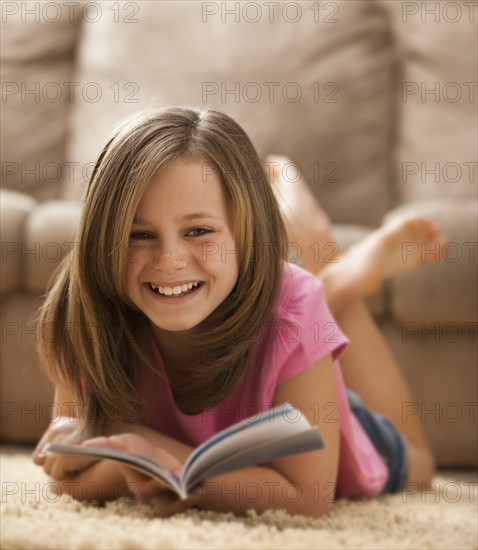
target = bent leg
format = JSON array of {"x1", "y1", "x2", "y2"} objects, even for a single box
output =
[
  {"x1": 336, "y1": 299, "x2": 435, "y2": 488},
  {"x1": 267, "y1": 154, "x2": 447, "y2": 317},
  {"x1": 268, "y1": 154, "x2": 440, "y2": 488},
  {"x1": 319, "y1": 215, "x2": 447, "y2": 316},
  {"x1": 267, "y1": 154, "x2": 337, "y2": 272}
]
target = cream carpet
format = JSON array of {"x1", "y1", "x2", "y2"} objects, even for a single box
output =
[{"x1": 1, "y1": 450, "x2": 477, "y2": 550}]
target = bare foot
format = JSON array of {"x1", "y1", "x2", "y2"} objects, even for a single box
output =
[
  {"x1": 265, "y1": 154, "x2": 337, "y2": 272},
  {"x1": 320, "y1": 214, "x2": 448, "y2": 314}
]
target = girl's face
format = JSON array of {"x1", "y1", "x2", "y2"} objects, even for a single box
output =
[{"x1": 126, "y1": 159, "x2": 239, "y2": 334}]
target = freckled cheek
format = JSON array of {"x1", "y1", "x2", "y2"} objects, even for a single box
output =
[
  {"x1": 125, "y1": 245, "x2": 147, "y2": 279},
  {"x1": 198, "y1": 240, "x2": 238, "y2": 266}
]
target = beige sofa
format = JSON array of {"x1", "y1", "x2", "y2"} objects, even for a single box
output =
[{"x1": 1, "y1": 1, "x2": 476, "y2": 468}]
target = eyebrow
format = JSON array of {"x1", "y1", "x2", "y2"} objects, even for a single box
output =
[{"x1": 132, "y1": 212, "x2": 220, "y2": 224}]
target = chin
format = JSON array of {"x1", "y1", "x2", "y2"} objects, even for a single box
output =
[{"x1": 152, "y1": 318, "x2": 204, "y2": 334}]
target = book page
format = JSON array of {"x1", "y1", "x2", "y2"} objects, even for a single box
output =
[
  {"x1": 44, "y1": 443, "x2": 182, "y2": 495},
  {"x1": 182, "y1": 403, "x2": 321, "y2": 490},
  {"x1": 185, "y1": 428, "x2": 323, "y2": 490}
]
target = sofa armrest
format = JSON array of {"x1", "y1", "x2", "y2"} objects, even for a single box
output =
[
  {"x1": 0, "y1": 189, "x2": 82, "y2": 296},
  {"x1": 0, "y1": 189, "x2": 37, "y2": 294},
  {"x1": 23, "y1": 200, "x2": 82, "y2": 294},
  {"x1": 384, "y1": 199, "x2": 477, "y2": 324}
]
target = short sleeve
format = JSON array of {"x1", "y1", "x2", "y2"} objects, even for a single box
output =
[{"x1": 273, "y1": 263, "x2": 349, "y2": 386}]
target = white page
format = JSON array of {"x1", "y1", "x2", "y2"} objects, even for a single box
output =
[
  {"x1": 184, "y1": 428, "x2": 324, "y2": 491},
  {"x1": 45, "y1": 443, "x2": 181, "y2": 494},
  {"x1": 183, "y1": 403, "x2": 311, "y2": 486}
]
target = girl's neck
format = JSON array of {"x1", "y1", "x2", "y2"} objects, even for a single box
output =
[{"x1": 149, "y1": 324, "x2": 196, "y2": 375}]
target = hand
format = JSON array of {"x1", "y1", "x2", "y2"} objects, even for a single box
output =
[
  {"x1": 32, "y1": 417, "x2": 99, "y2": 480},
  {"x1": 81, "y1": 433, "x2": 203, "y2": 516}
]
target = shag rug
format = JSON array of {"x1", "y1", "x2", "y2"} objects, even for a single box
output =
[{"x1": 1, "y1": 450, "x2": 477, "y2": 550}]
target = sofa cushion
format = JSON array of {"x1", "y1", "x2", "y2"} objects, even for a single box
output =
[
  {"x1": 0, "y1": 293, "x2": 53, "y2": 443},
  {"x1": 63, "y1": 0, "x2": 397, "y2": 226},
  {"x1": 381, "y1": 320, "x2": 477, "y2": 468},
  {"x1": 382, "y1": 0, "x2": 478, "y2": 204},
  {"x1": 0, "y1": 190, "x2": 36, "y2": 294},
  {"x1": 385, "y1": 199, "x2": 478, "y2": 324},
  {"x1": 23, "y1": 201, "x2": 82, "y2": 294},
  {"x1": 1, "y1": 1, "x2": 80, "y2": 201}
]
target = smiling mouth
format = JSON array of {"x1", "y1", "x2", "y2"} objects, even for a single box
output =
[{"x1": 148, "y1": 281, "x2": 203, "y2": 297}]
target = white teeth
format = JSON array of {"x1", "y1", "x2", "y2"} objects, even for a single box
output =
[{"x1": 149, "y1": 281, "x2": 200, "y2": 296}]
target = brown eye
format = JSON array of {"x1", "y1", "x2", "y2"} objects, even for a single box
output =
[
  {"x1": 130, "y1": 232, "x2": 154, "y2": 240},
  {"x1": 187, "y1": 228, "x2": 212, "y2": 237}
]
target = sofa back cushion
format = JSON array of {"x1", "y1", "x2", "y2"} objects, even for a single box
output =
[
  {"x1": 1, "y1": 2, "x2": 81, "y2": 201},
  {"x1": 62, "y1": 0, "x2": 397, "y2": 226},
  {"x1": 382, "y1": 0, "x2": 478, "y2": 203}
]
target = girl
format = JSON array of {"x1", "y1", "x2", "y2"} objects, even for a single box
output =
[{"x1": 33, "y1": 107, "x2": 441, "y2": 518}]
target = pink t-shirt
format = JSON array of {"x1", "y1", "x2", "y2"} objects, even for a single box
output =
[{"x1": 139, "y1": 262, "x2": 388, "y2": 498}]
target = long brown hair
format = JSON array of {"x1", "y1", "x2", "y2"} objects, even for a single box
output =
[{"x1": 38, "y1": 107, "x2": 288, "y2": 434}]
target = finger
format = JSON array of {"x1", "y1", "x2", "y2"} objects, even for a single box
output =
[
  {"x1": 171, "y1": 492, "x2": 203, "y2": 514},
  {"x1": 152, "y1": 491, "x2": 201, "y2": 517},
  {"x1": 81, "y1": 435, "x2": 142, "y2": 453},
  {"x1": 49, "y1": 455, "x2": 99, "y2": 481},
  {"x1": 33, "y1": 435, "x2": 54, "y2": 465},
  {"x1": 42, "y1": 454, "x2": 55, "y2": 476},
  {"x1": 84, "y1": 434, "x2": 183, "y2": 474},
  {"x1": 32, "y1": 418, "x2": 82, "y2": 466},
  {"x1": 32, "y1": 443, "x2": 48, "y2": 465},
  {"x1": 50, "y1": 457, "x2": 78, "y2": 481},
  {"x1": 134, "y1": 478, "x2": 173, "y2": 501}
]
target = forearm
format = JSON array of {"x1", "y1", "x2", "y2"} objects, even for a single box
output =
[
  {"x1": 45, "y1": 422, "x2": 192, "y2": 504},
  {"x1": 109, "y1": 423, "x2": 334, "y2": 517},
  {"x1": 51, "y1": 459, "x2": 130, "y2": 503},
  {"x1": 195, "y1": 466, "x2": 332, "y2": 518}
]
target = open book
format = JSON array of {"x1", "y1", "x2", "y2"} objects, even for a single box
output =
[{"x1": 45, "y1": 402, "x2": 324, "y2": 500}]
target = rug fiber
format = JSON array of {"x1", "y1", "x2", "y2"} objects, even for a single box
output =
[{"x1": 1, "y1": 451, "x2": 477, "y2": 549}]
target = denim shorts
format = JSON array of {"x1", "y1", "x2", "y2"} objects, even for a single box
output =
[{"x1": 346, "y1": 389, "x2": 410, "y2": 495}]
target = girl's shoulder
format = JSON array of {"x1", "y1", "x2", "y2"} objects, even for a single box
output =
[
  {"x1": 248, "y1": 262, "x2": 348, "y2": 397},
  {"x1": 275, "y1": 262, "x2": 328, "y2": 321},
  {"x1": 265, "y1": 262, "x2": 348, "y2": 380}
]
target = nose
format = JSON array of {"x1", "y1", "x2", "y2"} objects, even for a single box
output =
[{"x1": 150, "y1": 240, "x2": 188, "y2": 272}]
